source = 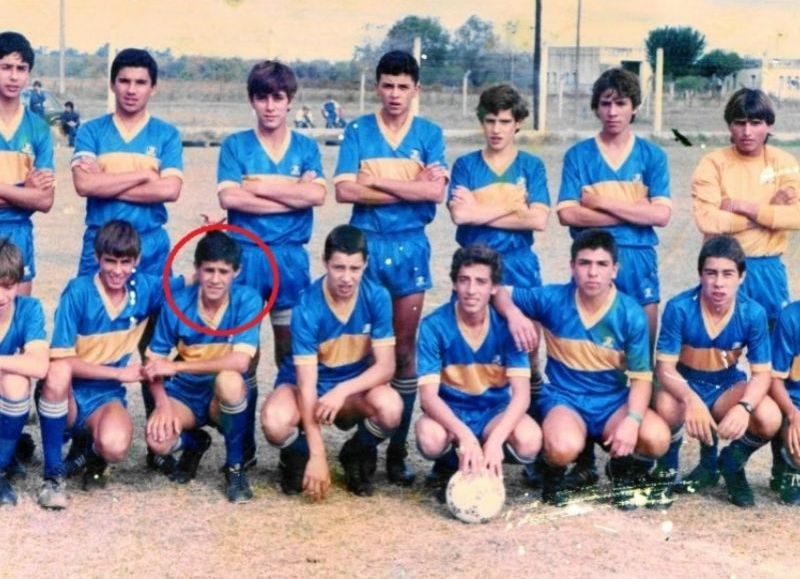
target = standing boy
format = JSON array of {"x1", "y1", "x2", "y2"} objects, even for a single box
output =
[{"x1": 334, "y1": 50, "x2": 447, "y2": 485}]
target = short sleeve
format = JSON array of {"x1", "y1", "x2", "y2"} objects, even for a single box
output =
[
  {"x1": 526, "y1": 156, "x2": 549, "y2": 206},
  {"x1": 416, "y1": 317, "x2": 442, "y2": 385},
  {"x1": 655, "y1": 298, "x2": 684, "y2": 362},
  {"x1": 216, "y1": 135, "x2": 243, "y2": 190},
  {"x1": 159, "y1": 125, "x2": 183, "y2": 176},
  {"x1": 333, "y1": 120, "x2": 361, "y2": 180},
  {"x1": 645, "y1": 145, "x2": 670, "y2": 200},
  {"x1": 50, "y1": 283, "x2": 82, "y2": 357},
  {"x1": 22, "y1": 298, "x2": 47, "y2": 346}
]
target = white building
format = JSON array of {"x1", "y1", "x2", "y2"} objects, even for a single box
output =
[
  {"x1": 546, "y1": 46, "x2": 652, "y2": 95},
  {"x1": 737, "y1": 58, "x2": 800, "y2": 101}
]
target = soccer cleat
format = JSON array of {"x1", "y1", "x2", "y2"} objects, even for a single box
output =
[
  {"x1": 718, "y1": 446, "x2": 755, "y2": 508},
  {"x1": 65, "y1": 430, "x2": 91, "y2": 478},
  {"x1": 278, "y1": 448, "x2": 308, "y2": 496},
  {"x1": 770, "y1": 453, "x2": 788, "y2": 493},
  {"x1": 224, "y1": 464, "x2": 253, "y2": 504},
  {"x1": 0, "y1": 474, "x2": 18, "y2": 506},
  {"x1": 3, "y1": 457, "x2": 27, "y2": 479},
  {"x1": 38, "y1": 477, "x2": 68, "y2": 510},
  {"x1": 146, "y1": 450, "x2": 177, "y2": 477},
  {"x1": 425, "y1": 461, "x2": 457, "y2": 504},
  {"x1": 81, "y1": 453, "x2": 108, "y2": 491},
  {"x1": 673, "y1": 463, "x2": 719, "y2": 494},
  {"x1": 243, "y1": 439, "x2": 258, "y2": 471},
  {"x1": 339, "y1": 437, "x2": 376, "y2": 497},
  {"x1": 541, "y1": 463, "x2": 569, "y2": 507},
  {"x1": 777, "y1": 469, "x2": 800, "y2": 506},
  {"x1": 520, "y1": 458, "x2": 543, "y2": 489},
  {"x1": 645, "y1": 465, "x2": 676, "y2": 510},
  {"x1": 14, "y1": 432, "x2": 36, "y2": 464},
  {"x1": 386, "y1": 444, "x2": 416, "y2": 487},
  {"x1": 562, "y1": 461, "x2": 600, "y2": 492},
  {"x1": 170, "y1": 430, "x2": 212, "y2": 484},
  {"x1": 605, "y1": 458, "x2": 653, "y2": 511},
  {"x1": 65, "y1": 453, "x2": 88, "y2": 478}
]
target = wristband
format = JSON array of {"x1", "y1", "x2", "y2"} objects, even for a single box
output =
[
  {"x1": 738, "y1": 400, "x2": 754, "y2": 415},
  {"x1": 626, "y1": 410, "x2": 643, "y2": 424}
]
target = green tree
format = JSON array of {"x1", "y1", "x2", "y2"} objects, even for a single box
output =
[
  {"x1": 645, "y1": 26, "x2": 706, "y2": 78},
  {"x1": 452, "y1": 16, "x2": 498, "y2": 86},
  {"x1": 380, "y1": 16, "x2": 451, "y2": 69},
  {"x1": 695, "y1": 49, "x2": 744, "y2": 78}
]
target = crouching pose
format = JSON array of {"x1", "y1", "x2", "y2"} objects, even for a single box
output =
[
  {"x1": 261, "y1": 225, "x2": 401, "y2": 500},
  {"x1": 144, "y1": 231, "x2": 262, "y2": 504},
  {"x1": 495, "y1": 229, "x2": 669, "y2": 509},
  {"x1": 655, "y1": 235, "x2": 780, "y2": 507},
  {"x1": 415, "y1": 245, "x2": 541, "y2": 499}
]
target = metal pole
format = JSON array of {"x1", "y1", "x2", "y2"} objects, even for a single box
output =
[
  {"x1": 532, "y1": 0, "x2": 542, "y2": 130},
  {"x1": 574, "y1": 0, "x2": 582, "y2": 127},
  {"x1": 59, "y1": 0, "x2": 65, "y2": 95},
  {"x1": 359, "y1": 71, "x2": 366, "y2": 113},
  {"x1": 412, "y1": 36, "x2": 421, "y2": 116},
  {"x1": 654, "y1": 48, "x2": 664, "y2": 134},
  {"x1": 538, "y1": 44, "x2": 548, "y2": 132},
  {"x1": 462, "y1": 71, "x2": 471, "y2": 117}
]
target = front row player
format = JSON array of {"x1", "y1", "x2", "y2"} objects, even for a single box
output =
[
  {"x1": 37, "y1": 221, "x2": 166, "y2": 509},
  {"x1": 144, "y1": 231, "x2": 262, "y2": 504},
  {"x1": 261, "y1": 225, "x2": 401, "y2": 500},
  {"x1": 655, "y1": 235, "x2": 780, "y2": 507},
  {"x1": 0, "y1": 239, "x2": 49, "y2": 506},
  {"x1": 415, "y1": 245, "x2": 541, "y2": 497},
  {"x1": 495, "y1": 229, "x2": 669, "y2": 508}
]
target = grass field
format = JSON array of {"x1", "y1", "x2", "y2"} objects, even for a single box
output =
[{"x1": 3, "y1": 132, "x2": 800, "y2": 577}]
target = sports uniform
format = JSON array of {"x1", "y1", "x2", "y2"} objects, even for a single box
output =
[
  {"x1": 0, "y1": 106, "x2": 53, "y2": 281},
  {"x1": 333, "y1": 113, "x2": 446, "y2": 297},
  {"x1": 512, "y1": 282, "x2": 652, "y2": 438},
  {"x1": 217, "y1": 128, "x2": 325, "y2": 313},
  {"x1": 417, "y1": 300, "x2": 531, "y2": 437},
  {"x1": 558, "y1": 136, "x2": 670, "y2": 304},
  {"x1": 449, "y1": 150, "x2": 549, "y2": 287},
  {"x1": 772, "y1": 301, "x2": 800, "y2": 408},
  {"x1": 72, "y1": 113, "x2": 183, "y2": 276},
  {"x1": 692, "y1": 145, "x2": 800, "y2": 324}
]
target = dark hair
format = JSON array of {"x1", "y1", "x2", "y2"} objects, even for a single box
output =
[
  {"x1": 0, "y1": 31, "x2": 34, "y2": 69},
  {"x1": 723, "y1": 88, "x2": 775, "y2": 126},
  {"x1": 247, "y1": 60, "x2": 298, "y2": 101},
  {"x1": 194, "y1": 231, "x2": 241, "y2": 270},
  {"x1": 64, "y1": 101, "x2": 74, "y2": 110},
  {"x1": 0, "y1": 238, "x2": 24, "y2": 284},
  {"x1": 591, "y1": 68, "x2": 641, "y2": 115},
  {"x1": 94, "y1": 220, "x2": 141, "y2": 259},
  {"x1": 570, "y1": 229, "x2": 618, "y2": 263},
  {"x1": 376, "y1": 50, "x2": 419, "y2": 84},
  {"x1": 476, "y1": 84, "x2": 529, "y2": 123},
  {"x1": 449, "y1": 244, "x2": 502, "y2": 285},
  {"x1": 324, "y1": 225, "x2": 367, "y2": 261},
  {"x1": 697, "y1": 235, "x2": 746, "y2": 276},
  {"x1": 111, "y1": 48, "x2": 158, "y2": 85}
]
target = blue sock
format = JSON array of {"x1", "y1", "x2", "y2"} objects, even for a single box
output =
[
  {"x1": 720, "y1": 432, "x2": 769, "y2": 473},
  {"x1": 389, "y1": 378, "x2": 416, "y2": 451},
  {"x1": 658, "y1": 427, "x2": 683, "y2": 474},
  {"x1": 698, "y1": 433, "x2": 719, "y2": 470},
  {"x1": 244, "y1": 375, "x2": 258, "y2": 456},
  {"x1": 0, "y1": 396, "x2": 30, "y2": 472},
  {"x1": 356, "y1": 418, "x2": 390, "y2": 448},
  {"x1": 283, "y1": 429, "x2": 309, "y2": 456},
  {"x1": 219, "y1": 396, "x2": 248, "y2": 467},
  {"x1": 179, "y1": 430, "x2": 201, "y2": 453},
  {"x1": 37, "y1": 397, "x2": 69, "y2": 478}
]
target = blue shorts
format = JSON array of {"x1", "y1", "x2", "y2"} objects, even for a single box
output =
[
  {"x1": 616, "y1": 246, "x2": 660, "y2": 305},
  {"x1": 0, "y1": 221, "x2": 35, "y2": 282},
  {"x1": 439, "y1": 384, "x2": 510, "y2": 439},
  {"x1": 742, "y1": 255, "x2": 788, "y2": 326},
  {"x1": 79, "y1": 226, "x2": 170, "y2": 276},
  {"x1": 236, "y1": 242, "x2": 309, "y2": 313},
  {"x1": 688, "y1": 375, "x2": 744, "y2": 411},
  {"x1": 274, "y1": 362, "x2": 344, "y2": 397},
  {"x1": 72, "y1": 379, "x2": 127, "y2": 430},
  {"x1": 165, "y1": 375, "x2": 216, "y2": 427},
  {"x1": 364, "y1": 229, "x2": 431, "y2": 298},
  {"x1": 538, "y1": 386, "x2": 628, "y2": 440},
  {"x1": 500, "y1": 247, "x2": 542, "y2": 288}
]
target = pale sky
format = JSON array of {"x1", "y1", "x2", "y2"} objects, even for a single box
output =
[{"x1": 4, "y1": 0, "x2": 798, "y2": 62}]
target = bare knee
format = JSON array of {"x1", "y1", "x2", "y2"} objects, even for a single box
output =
[
  {"x1": 750, "y1": 397, "x2": 782, "y2": 439},
  {"x1": 261, "y1": 393, "x2": 299, "y2": 445},
  {"x1": 42, "y1": 360, "x2": 72, "y2": 400},
  {"x1": 95, "y1": 425, "x2": 132, "y2": 463},
  {"x1": 636, "y1": 412, "x2": 670, "y2": 457},
  {"x1": 215, "y1": 371, "x2": 246, "y2": 404},
  {"x1": 146, "y1": 433, "x2": 177, "y2": 457},
  {"x1": 654, "y1": 390, "x2": 685, "y2": 429},
  {"x1": 543, "y1": 430, "x2": 584, "y2": 466},
  {"x1": 508, "y1": 419, "x2": 542, "y2": 460},
  {"x1": 415, "y1": 417, "x2": 449, "y2": 458},
  {"x1": 368, "y1": 386, "x2": 402, "y2": 430}
]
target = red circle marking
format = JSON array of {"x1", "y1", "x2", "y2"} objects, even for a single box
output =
[{"x1": 162, "y1": 223, "x2": 279, "y2": 337}]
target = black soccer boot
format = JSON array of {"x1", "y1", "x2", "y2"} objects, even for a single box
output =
[
  {"x1": 278, "y1": 448, "x2": 309, "y2": 496},
  {"x1": 386, "y1": 443, "x2": 415, "y2": 487},
  {"x1": 718, "y1": 445, "x2": 755, "y2": 508},
  {"x1": 541, "y1": 462, "x2": 569, "y2": 507},
  {"x1": 170, "y1": 429, "x2": 212, "y2": 484},
  {"x1": 224, "y1": 463, "x2": 254, "y2": 504},
  {"x1": 339, "y1": 437, "x2": 376, "y2": 497}
]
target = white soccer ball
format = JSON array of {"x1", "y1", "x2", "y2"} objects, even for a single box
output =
[{"x1": 446, "y1": 471, "x2": 506, "y2": 524}]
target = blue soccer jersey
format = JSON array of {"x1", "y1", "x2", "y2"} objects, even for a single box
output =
[
  {"x1": 72, "y1": 113, "x2": 183, "y2": 231},
  {"x1": 146, "y1": 284, "x2": 262, "y2": 388},
  {"x1": 557, "y1": 136, "x2": 670, "y2": 247},
  {"x1": 0, "y1": 105, "x2": 53, "y2": 224},
  {"x1": 773, "y1": 301, "x2": 800, "y2": 405},
  {"x1": 289, "y1": 277, "x2": 395, "y2": 387},
  {"x1": 333, "y1": 113, "x2": 446, "y2": 234},
  {"x1": 50, "y1": 273, "x2": 165, "y2": 376},
  {"x1": 449, "y1": 149, "x2": 549, "y2": 254},
  {"x1": 0, "y1": 295, "x2": 47, "y2": 355},
  {"x1": 513, "y1": 282, "x2": 652, "y2": 398},
  {"x1": 417, "y1": 301, "x2": 530, "y2": 396},
  {"x1": 656, "y1": 286, "x2": 771, "y2": 389},
  {"x1": 216, "y1": 129, "x2": 326, "y2": 245}
]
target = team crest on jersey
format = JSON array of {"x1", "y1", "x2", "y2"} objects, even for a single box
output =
[
  {"x1": 602, "y1": 336, "x2": 615, "y2": 349},
  {"x1": 643, "y1": 288, "x2": 653, "y2": 299},
  {"x1": 20, "y1": 143, "x2": 33, "y2": 156},
  {"x1": 290, "y1": 164, "x2": 301, "y2": 177},
  {"x1": 516, "y1": 176, "x2": 526, "y2": 188},
  {"x1": 410, "y1": 149, "x2": 421, "y2": 162},
  {"x1": 362, "y1": 323, "x2": 372, "y2": 334},
  {"x1": 632, "y1": 173, "x2": 642, "y2": 183},
  {"x1": 732, "y1": 341, "x2": 742, "y2": 350},
  {"x1": 145, "y1": 146, "x2": 157, "y2": 157},
  {"x1": 491, "y1": 355, "x2": 502, "y2": 366},
  {"x1": 415, "y1": 275, "x2": 427, "y2": 287},
  {"x1": 760, "y1": 167, "x2": 776, "y2": 184}
]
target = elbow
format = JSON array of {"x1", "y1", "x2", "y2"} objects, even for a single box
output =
[
  {"x1": 163, "y1": 187, "x2": 181, "y2": 203},
  {"x1": 334, "y1": 183, "x2": 350, "y2": 203},
  {"x1": 37, "y1": 192, "x2": 55, "y2": 213},
  {"x1": 556, "y1": 209, "x2": 572, "y2": 227},
  {"x1": 31, "y1": 359, "x2": 50, "y2": 380},
  {"x1": 218, "y1": 189, "x2": 234, "y2": 210},
  {"x1": 311, "y1": 188, "x2": 327, "y2": 207}
]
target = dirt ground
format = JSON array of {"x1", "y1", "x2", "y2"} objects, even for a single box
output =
[{"x1": 3, "y1": 140, "x2": 800, "y2": 578}]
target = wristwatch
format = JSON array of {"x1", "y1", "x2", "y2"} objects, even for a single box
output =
[{"x1": 738, "y1": 400, "x2": 754, "y2": 414}]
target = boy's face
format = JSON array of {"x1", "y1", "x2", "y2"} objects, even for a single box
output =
[
  {"x1": 251, "y1": 91, "x2": 291, "y2": 132},
  {"x1": 112, "y1": 66, "x2": 155, "y2": 116},
  {"x1": 729, "y1": 118, "x2": 769, "y2": 157},
  {"x1": 482, "y1": 109, "x2": 519, "y2": 153},
  {"x1": 0, "y1": 52, "x2": 30, "y2": 101},
  {"x1": 699, "y1": 256, "x2": 743, "y2": 310},
  {"x1": 595, "y1": 89, "x2": 634, "y2": 136},
  {"x1": 453, "y1": 263, "x2": 495, "y2": 318},
  {"x1": 0, "y1": 278, "x2": 19, "y2": 318},
  {"x1": 571, "y1": 247, "x2": 618, "y2": 300},
  {"x1": 324, "y1": 251, "x2": 366, "y2": 302},
  {"x1": 196, "y1": 260, "x2": 237, "y2": 304},
  {"x1": 376, "y1": 73, "x2": 418, "y2": 119},
  {"x1": 97, "y1": 254, "x2": 138, "y2": 293}
]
